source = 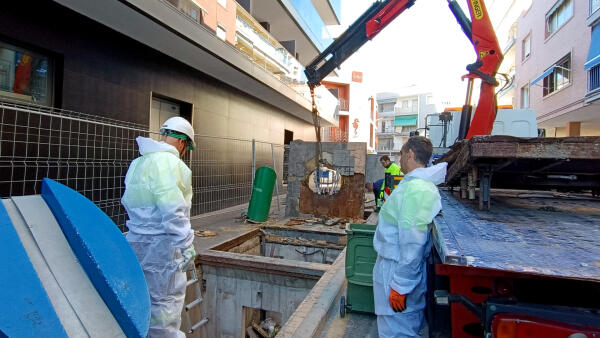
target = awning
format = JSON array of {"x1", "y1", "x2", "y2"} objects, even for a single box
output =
[
  {"x1": 585, "y1": 25, "x2": 600, "y2": 70},
  {"x1": 530, "y1": 66, "x2": 555, "y2": 86},
  {"x1": 394, "y1": 115, "x2": 417, "y2": 126}
]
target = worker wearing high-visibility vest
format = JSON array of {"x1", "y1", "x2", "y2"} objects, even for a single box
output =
[{"x1": 378, "y1": 155, "x2": 402, "y2": 206}]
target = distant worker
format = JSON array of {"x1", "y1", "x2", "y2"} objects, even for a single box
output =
[
  {"x1": 378, "y1": 155, "x2": 402, "y2": 206},
  {"x1": 373, "y1": 137, "x2": 447, "y2": 337},
  {"x1": 365, "y1": 179, "x2": 384, "y2": 209},
  {"x1": 122, "y1": 116, "x2": 197, "y2": 338}
]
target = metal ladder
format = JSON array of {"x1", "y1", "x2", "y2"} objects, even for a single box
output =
[{"x1": 183, "y1": 266, "x2": 208, "y2": 334}]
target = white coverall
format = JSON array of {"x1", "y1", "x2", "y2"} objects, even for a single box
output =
[
  {"x1": 373, "y1": 162, "x2": 447, "y2": 337},
  {"x1": 122, "y1": 137, "x2": 194, "y2": 338}
]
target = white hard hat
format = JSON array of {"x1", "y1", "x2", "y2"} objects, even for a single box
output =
[{"x1": 160, "y1": 116, "x2": 196, "y2": 150}]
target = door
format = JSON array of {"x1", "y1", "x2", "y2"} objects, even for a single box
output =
[{"x1": 150, "y1": 96, "x2": 181, "y2": 139}]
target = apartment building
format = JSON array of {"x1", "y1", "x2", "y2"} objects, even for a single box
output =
[
  {"x1": 486, "y1": 0, "x2": 533, "y2": 106},
  {"x1": 0, "y1": 0, "x2": 343, "y2": 221},
  {"x1": 375, "y1": 91, "x2": 437, "y2": 153},
  {"x1": 0, "y1": 0, "x2": 341, "y2": 143},
  {"x1": 515, "y1": 0, "x2": 600, "y2": 136},
  {"x1": 320, "y1": 71, "x2": 376, "y2": 152}
]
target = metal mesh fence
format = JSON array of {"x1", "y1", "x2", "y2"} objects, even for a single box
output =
[
  {"x1": 190, "y1": 136, "x2": 284, "y2": 217},
  {"x1": 0, "y1": 99, "x2": 284, "y2": 231}
]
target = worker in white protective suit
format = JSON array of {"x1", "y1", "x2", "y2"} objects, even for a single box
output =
[
  {"x1": 373, "y1": 136, "x2": 447, "y2": 337},
  {"x1": 122, "y1": 116, "x2": 196, "y2": 338}
]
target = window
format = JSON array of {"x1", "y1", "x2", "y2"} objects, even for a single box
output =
[
  {"x1": 426, "y1": 95, "x2": 433, "y2": 105},
  {"x1": 0, "y1": 41, "x2": 53, "y2": 105},
  {"x1": 217, "y1": 0, "x2": 227, "y2": 8},
  {"x1": 546, "y1": 0, "x2": 573, "y2": 37},
  {"x1": 592, "y1": 0, "x2": 600, "y2": 15},
  {"x1": 589, "y1": 64, "x2": 600, "y2": 92},
  {"x1": 520, "y1": 84, "x2": 530, "y2": 108},
  {"x1": 543, "y1": 54, "x2": 571, "y2": 97},
  {"x1": 216, "y1": 24, "x2": 227, "y2": 41},
  {"x1": 402, "y1": 100, "x2": 409, "y2": 108},
  {"x1": 522, "y1": 34, "x2": 531, "y2": 60}
]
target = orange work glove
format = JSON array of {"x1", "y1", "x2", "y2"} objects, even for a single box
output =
[{"x1": 389, "y1": 289, "x2": 407, "y2": 312}]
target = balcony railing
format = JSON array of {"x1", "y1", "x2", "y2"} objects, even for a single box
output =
[
  {"x1": 589, "y1": 64, "x2": 600, "y2": 92},
  {"x1": 165, "y1": 0, "x2": 204, "y2": 24},
  {"x1": 339, "y1": 98, "x2": 349, "y2": 111},
  {"x1": 323, "y1": 127, "x2": 348, "y2": 142}
]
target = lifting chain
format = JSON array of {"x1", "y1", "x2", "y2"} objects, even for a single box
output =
[{"x1": 310, "y1": 85, "x2": 323, "y2": 170}]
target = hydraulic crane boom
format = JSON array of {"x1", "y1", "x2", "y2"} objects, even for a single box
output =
[{"x1": 304, "y1": 0, "x2": 503, "y2": 140}]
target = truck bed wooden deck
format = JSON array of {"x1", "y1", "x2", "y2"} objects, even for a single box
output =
[
  {"x1": 433, "y1": 190, "x2": 600, "y2": 282},
  {"x1": 439, "y1": 136, "x2": 600, "y2": 192}
]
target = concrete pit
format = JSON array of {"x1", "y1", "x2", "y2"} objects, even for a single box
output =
[{"x1": 193, "y1": 224, "x2": 347, "y2": 337}]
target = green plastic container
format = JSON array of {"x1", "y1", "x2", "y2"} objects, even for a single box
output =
[
  {"x1": 343, "y1": 223, "x2": 377, "y2": 314},
  {"x1": 247, "y1": 166, "x2": 276, "y2": 223}
]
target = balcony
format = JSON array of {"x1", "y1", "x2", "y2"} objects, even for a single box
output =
[
  {"x1": 236, "y1": 4, "x2": 303, "y2": 84},
  {"x1": 323, "y1": 127, "x2": 348, "y2": 142},
  {"x1": 378, "y1": 110, "x2": 395, "y2": 118},
  {"x1": 339, "y1": 98, "x2": 349, "y2": 112},
  {"x1": 376, "y1": 128, "x2": 397, "y2": 136},
  {"x1": 311, "y1": 0, "x2": 342, "y2": 25}
]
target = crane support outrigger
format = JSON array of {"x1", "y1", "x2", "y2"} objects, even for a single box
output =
[{"x1": 304, "y1": 0, "x2": 503, "y2": 140}]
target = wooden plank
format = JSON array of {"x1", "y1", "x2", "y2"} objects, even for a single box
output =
[
  {"x1": 263, "y1": 233, "x2": 345, "y2": 250},
  {"x1": 197, "y1": 250, "x2": 328, "y2": 279},
  {"x1": 445, "y1": 141, "x2": 472, "y2": 184},
  {"x1": 252, "y1": 322, "x2": 270, "y2": 337},
  {"x1": 470, "y1": 141, "x2": 600, "y2": 159},
  {"x1": 211, "y1": 228, "x2": 261, "y2": 251}
]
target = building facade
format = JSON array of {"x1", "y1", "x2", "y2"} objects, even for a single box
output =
[
  {"x1": 486, "y1": 0, "x2": 533, "y2": 107},
  {"x1": 375, "y1": 91, "x2": 437, "y2": 154},
  {"x1": 0, "y1": 0, "x2": 343, "y2": 226},
  {"x1": 375, "y1": 92, "x2": 399, "y2": 152},
  {"x1": 0, "y1": 0, "x2": 341, "y2": 141},
  {"x1": 515, "y1": 0, "x2": 600, "y2": 136},
  {"x1": 322, "y1": 71, "x2": 376, "y2": 152}
]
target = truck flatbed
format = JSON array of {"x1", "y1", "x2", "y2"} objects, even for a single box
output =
[
  {"x1": 433, "y1": 189, "x2": 600, "y2": 282},
  {"x1": 439, "y1": 136, "x2": 600, "y2": 192}
]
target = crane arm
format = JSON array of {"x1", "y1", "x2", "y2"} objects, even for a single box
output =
[{"x1": 303, "y1": 0, "x2": 503, "y2": 139}]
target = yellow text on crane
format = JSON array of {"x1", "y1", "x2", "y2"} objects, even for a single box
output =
[{"x1": 470, "y1": 0, "x2": 484, "y2": 20}]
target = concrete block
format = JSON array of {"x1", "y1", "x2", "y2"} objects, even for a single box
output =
[
  {"x1": 366, "y1": 154, "x2": 385, "y2": 183},
  {"x1": 41, "y1": 179, "x2": 150, "y2": 338},
  {"x1": 332, "y1": 149, "x2": 351, "y2": 167}
]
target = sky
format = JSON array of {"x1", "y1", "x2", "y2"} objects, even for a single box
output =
[{"x1": 337, "y1": 0, "x2": 481, "y2": 106}]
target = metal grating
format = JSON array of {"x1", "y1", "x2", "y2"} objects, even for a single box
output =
[{"x1": 0, "y1": 99, "x2": 284, "y2": 231}]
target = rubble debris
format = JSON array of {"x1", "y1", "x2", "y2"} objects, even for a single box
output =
[
  {"x1": 194, "y1": 230, "x2": 217, "y2": 237},
  {"x1": 262, "y1": 232, "x2": 344, "y2": 250},
  {"x1": 260, "y1": 318, "x2": 279, "y2": 336},
  {"x1": 324, "y1": 217, "x2": 341, "y2": 226},
  {"x1": 246, "y1": 326, "x2": 260, "y2": 338}
]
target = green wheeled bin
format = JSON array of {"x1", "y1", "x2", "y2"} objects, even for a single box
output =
[
  {"x1": 247, "y1": 166, "x2": 276, "y2": 223},
  {"x1": 341, "y1": 223, "x2": 378, "y2": 317}
]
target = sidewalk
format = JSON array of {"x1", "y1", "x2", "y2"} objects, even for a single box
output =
[{"x1": 190, "y1": 194, "x2": 285, "y2": 252}]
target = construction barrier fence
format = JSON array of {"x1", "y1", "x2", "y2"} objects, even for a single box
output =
[{"x1": 0, "y1": 99, "x2": 284, "y2": 231}]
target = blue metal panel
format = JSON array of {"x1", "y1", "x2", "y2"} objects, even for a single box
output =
[
  {"x1": 585, "y1": 25, "x2": 600, "y2": 70},
  {"x1": 41, "y1": 178, "x2": 150, "y2": 338},
  {"x1": 433, "y1": 190, "x2": 600, "y2": 281},
  {"x1": 0, "y1": 201, "x2": 67, "y2": 338},
  {"x1": 530, "y1": 66, "x2": 555, "y2": 86}
]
